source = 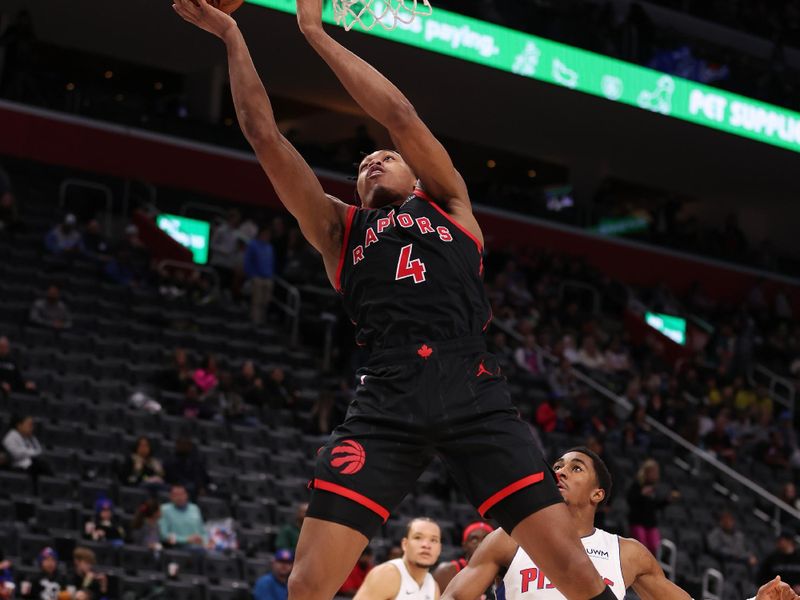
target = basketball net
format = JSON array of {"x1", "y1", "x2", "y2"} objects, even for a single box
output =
[{"x1": 332, "y1": 0, "x2": 433, "y2": 31}]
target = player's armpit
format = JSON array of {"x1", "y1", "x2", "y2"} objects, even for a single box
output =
[
  {"x1": 442, "y1": 530, "x2": 517, "y2": 600},
  {"x1": 622, "y1": 538, "x2": 691, "y2": 600},
  {"x1": 353, "y1": 562, "x2": 402, "y2": 600}
]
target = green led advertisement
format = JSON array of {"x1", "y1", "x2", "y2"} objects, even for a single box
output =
[
  {"x1": 156, "y1": 214, "x2": 211, "y2": 265},
  {"x1": 248, "y1": 0, "x2": 800, "y2": 154}
]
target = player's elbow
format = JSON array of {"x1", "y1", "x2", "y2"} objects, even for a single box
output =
[
  {"x1": 385, "y1": 99, "x2": 418, "y2": 131},
  {"x1": 239, "y1": 112, "x2": 280, "y2": 150}
]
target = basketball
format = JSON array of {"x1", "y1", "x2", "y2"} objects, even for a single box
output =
[{"x1": 192, "y1": 0, "x2": 245, "y2": 14}]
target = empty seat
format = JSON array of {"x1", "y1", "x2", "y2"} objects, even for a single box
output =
[
  {"x1": 34, "y1": 502, "x2": 78, "y2": 532},
  {"x1": 119, "y1": 545, "x2": 162, "y2": 575},
  {"x1": 0, "y1": 471, "x2": 33, "y2": 498},
  {"x1": 234, "y1": 501, "x2": 274, "y2": 528},
  {"x1": 164, "y1": 579, "x2": 205, "y2": 600},
  {"x1": 19, "y1": 532, "x2": 54, "y2": 561},
  {"x1": 198, "y1": 496, "x2": 231, "y2": 521},
  {"x1": 204, "y1": 554, "x2": 242, "y2": 583},
  {"x1": 235, "y1": 474, "x2": 273, "y2": 502},
  {"x1": 162, "y1": 548, "x2": 203, "y2": 575}
]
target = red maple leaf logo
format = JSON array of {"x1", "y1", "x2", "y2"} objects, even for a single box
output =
[
  {"x1": 330, "y1": 439, "x2": 366, "y2": 475},
  {"x1": 417, "y1": 344, "x2": 433, "y2": 359}
]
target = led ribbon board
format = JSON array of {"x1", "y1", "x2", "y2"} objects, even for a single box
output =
[
  {"x1": 645, "y1": 312, "x2": 687, "y2": 345},
  {"x1": 248, "y1": 0, "x2": 800, "y2": 153},
  {"x1": 156, "y1": 214, "x2": 211, "y2": 264}
]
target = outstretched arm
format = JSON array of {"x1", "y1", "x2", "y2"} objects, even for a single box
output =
[
  {"x1": 173, "y1": 0, "x2": 348, "y2": 278},
  {"x1": 296, "y1": 0, "x2": 478, "y2": 225},
  {"x1": 753, "y1": 576, "x2": 800, "y2": 600},
  {"x1": 621, "y1": 538, "x2": 691, "y2": 600},
  {"x1": 442, "y1": 529, "x2": 518, "y2": 600}
]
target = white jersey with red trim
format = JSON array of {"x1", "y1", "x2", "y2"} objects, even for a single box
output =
[
  {"x1": 388, "y1": 558, "x2": 437, "y2": 600},
  {"x1": 502, "y1": 529, "x2": 625, "y2": 600},
  {"x1": 336, "y1": 190, "x2": 491, "y2": 350}
]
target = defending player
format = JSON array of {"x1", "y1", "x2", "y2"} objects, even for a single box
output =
[
  {"x1": 441, "y1": 448, "x2": 800, "y2": 600},
  {"x1": 172, "y1": 0, "x2": 625, "y2": 598},
  {"x1": 433, "y1": 522, "x2": 494, "y2": 592},
  {"x1": 354, "y1": 518, "x2": 441, "y2": 600}
]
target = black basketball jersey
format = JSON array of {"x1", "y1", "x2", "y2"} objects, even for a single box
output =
[{"x1": 335, "y1": 189, "x2": 492, "y2": 350}]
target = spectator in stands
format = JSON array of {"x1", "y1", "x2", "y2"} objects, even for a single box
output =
[
  {"x1": 2, "y1": 415, "x2": 51, "y2": 482},
  {"x1": 253, "y1": 548, "x2": 293, "y2": 600},
  {"x1": 213, "y1": 371, "x2": 254, "y2": 425},
  {"x1": 18, "y1": 547, "x2": 64, "y2": 600},
  {"x1": 163, "y1": 437, "x2": 210, "y2": 498},
  {"x1": 338, "y1": 546, "x2": 373, "y2": 597},
  {"x1": 548, "y1": 358, "x2": 581, "y2": 399},
  {"x1": 514, "y1": 334, "x2": 546, "y2": 380},
  {"x1": 780, "y1": 483, "x2": 800, "y2": 515},
  {"x1": 0, "y1": 336, "x2": 36, "y2": 396},
  {"x1": 275, "y1": 502, "x2": 307, "y2": 551},
  {"x1": 210, "y1": 208, "x2": 242, "y2": 291},
  {"x1": 237, "y1": 360, "x2": 267, "y2": 409},
  {"x1": 160, "y1": 347, "x2": 193, "y2": 393},
  {"x1": 193, "y1": 354, "x2": 219, "y2": 394},
  {"x1": 706, "y1": 510, "x2": 759, "y2": 569},
  {"x1": 576, "y1": 336, "x2": 607, "y2": 372},
  {"x1": 604, "y1": 336, "x2": 632, "y2": 373},
  {"x1": 119, "y1": 436, "x2": 165, "y2": 487},
  {"x1": 703, "y1": 412, "x2": 737, "y2": 463},
  {"x1": 0, "y1": 165, "x2": 20, "y2": 236},
  {"x1": 130, "y1": 498, "x2": 162, "y2": 551},
  {"x1": 28, "y1": 285, "x2": 72, "y2": 330},
  {"x1": 69, "y1": 547, "x2": 107, "y2": 599},
  {"x1": 759, "y1": 429, "x2": 793, "y2": 472},
  {"x1": 244, "y1": 225, "x2": 275, "y2": 325},
  {"x1": 84, "y1": 498, "x2": 126, "y2": 545},
  {"x1": 181, "y1": 383, "x2": 216, "y2": 420},
  {"x1": 264, "y1": 367, "x2": 296, "y2": 410},
  {"x1": 44, "y1": 213, "x2": 82, "y2": 256},
  {"x1": 80, "y1": 219, "x2": 109, "y2": 260},
  {"x1": 159, "y1": 484, "x2": 208, "y2": 549},
  {"x1": 626, "y1": 458, "x2": 679, "y2": 555},
  {"x1": 758, "y1": 531, "x2": 800, "y2": 593},
  {"x1": 0, "y1": 551, "x2": 13, "y2": 600}
]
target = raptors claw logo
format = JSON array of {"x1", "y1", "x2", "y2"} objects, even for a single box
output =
[{"x1": 330, "y1": 439, "x2": 366, "y2": 475}]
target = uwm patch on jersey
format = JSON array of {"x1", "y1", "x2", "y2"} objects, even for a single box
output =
[
  {"x1": 502, "y1": 529, "x2": 626, "y2": 600},
  {"x1": 336, "y1": 190, "x2": 492, "y2": 350}
]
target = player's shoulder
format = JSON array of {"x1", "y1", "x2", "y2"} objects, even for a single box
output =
[
  {"x1": 363, "y1": 561, "x2": 403, "y2": 596},
  {"x1": 618, "y1": 536, "x2": 659, "y2": 574},
  {"x1": 433, "y1": 561, "x2": 458, "y2": 577}
]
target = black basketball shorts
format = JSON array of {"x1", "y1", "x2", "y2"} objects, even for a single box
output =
[{"x1": 307, "y1": 336, "x2": 563, "y2": 539}]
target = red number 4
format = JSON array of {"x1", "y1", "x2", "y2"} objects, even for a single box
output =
[{"x1": 395, "y1": 244, "x2": 426, "y2": 284}]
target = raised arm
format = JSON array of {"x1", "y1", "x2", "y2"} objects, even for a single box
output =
[
  {"x1": 173, "y1": 0, "x2": 349, "y2": 280},
  {"x1": 621, "y1": 538, "x2": 691, "y2": 600},
  {"x1": 442, "y1": 529, "x2": 518, "y2": 600},
  {"x1": 296, "y1": 0, "x2": 477, "y2": 223}
]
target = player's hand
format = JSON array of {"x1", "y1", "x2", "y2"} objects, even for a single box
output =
[
  {"x1": 173, "y1": 0, "x2": 238, "y2": 41},
  {"x1": 756, "y1": 576, "x2": 800, "y2": 600},
  {"x1": 296, "y1": 0, "x2": 325, "y2": 37}
]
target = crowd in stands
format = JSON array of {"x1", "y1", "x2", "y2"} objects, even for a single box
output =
[{"x1": 1, "y1": 157, "x2": 800, "y2": 600}]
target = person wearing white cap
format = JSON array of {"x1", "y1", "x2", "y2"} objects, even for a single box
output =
[{"x1": 44, "y1": 213, "x2": 82, "y2": 255}]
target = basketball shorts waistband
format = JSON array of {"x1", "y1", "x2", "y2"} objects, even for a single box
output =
[{"x1": 367, "y1": 336, "x2": 487, "y2": 366}]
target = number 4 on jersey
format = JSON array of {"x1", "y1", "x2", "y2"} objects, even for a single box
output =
[{"x1": 395, "y1": 244, "x2": 427, "y2": 284}]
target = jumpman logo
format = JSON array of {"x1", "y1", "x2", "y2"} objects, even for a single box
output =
[{"x1": 476, "y1": 361, "x2": 493, "y2": 377}]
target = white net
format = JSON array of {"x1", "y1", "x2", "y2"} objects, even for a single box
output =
[{"x1": 332, "y1": 0, "x2": 433, "y2": 31}]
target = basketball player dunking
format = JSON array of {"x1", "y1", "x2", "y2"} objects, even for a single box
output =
[
  {"x1": 173, "y1": 0, "x2": 628, "y2": 598},
  {"x1": 354, "y1": 518, "x2": 442, "y2": 600},
  {"x1": 442, "y1": 448, "x2": 800, "y2": 600}
]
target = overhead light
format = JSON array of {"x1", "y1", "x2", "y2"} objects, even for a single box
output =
[
  {"x1": 154, "y1": 82, "x2": 164, "y2": 91},
  {"x1": 104, "y1": 70, "x2": 114, "y2": 79},
  {"x1": 487, "y1": 159, "x2": 496, "y2": 169},
  {"x1": 65, "y1": 82, "x2": 75, "y2": 91},
  {"x1": 528, "y1": 169, "x2": 537, "y2": 178}
]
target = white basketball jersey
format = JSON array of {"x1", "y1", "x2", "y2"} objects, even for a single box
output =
[
  {"x1": 502, "y1": 529, "x2": 625, "y2": 600},
  {"x1": 388, "y1": 558, "x2": 437, "y2": 600}
]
